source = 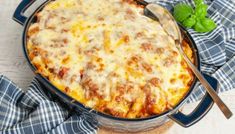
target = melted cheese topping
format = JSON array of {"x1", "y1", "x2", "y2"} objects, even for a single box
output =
[{"x1": 27, "y1": 0, "x2": 194, "y2": 118}]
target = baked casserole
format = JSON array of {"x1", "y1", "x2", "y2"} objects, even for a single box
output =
[{"x1": 27, "y1": 0, "x2": 194, "y2": 118}]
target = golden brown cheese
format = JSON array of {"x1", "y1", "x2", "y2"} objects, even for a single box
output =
[{"x1": 27, "y1": 0, "x2": 194, "y2": 118}]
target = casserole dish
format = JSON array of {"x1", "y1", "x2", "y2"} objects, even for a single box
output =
[{"x1": 13, "y1": 0, "x2": 218, "y2": 132}]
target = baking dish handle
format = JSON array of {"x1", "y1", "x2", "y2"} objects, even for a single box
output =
[
  {"x1": 13, "y1": 0, "x2": 36, "y2": 25},
  {"x1": 169, "y1": 73, "x2": 218, "y2": 127}
]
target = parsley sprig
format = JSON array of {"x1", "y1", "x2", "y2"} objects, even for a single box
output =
[{"x1": 173, "y1": 0, "x2": 217, "y2": 33}]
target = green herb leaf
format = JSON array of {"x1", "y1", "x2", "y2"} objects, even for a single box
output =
[
  {"x1": 195, "y1": 4, "x2": 208, "y2": 18},
  {"x1": 173, "y1": 4, "x2": 193, "y2": 22},
  {"x1": 194, "y1": 19, "x2": 207, "y2": 32},
  {"x1": 201, "y1": 18, "x2": 217, "y2": 31},
  {"x1": 194, "y1": 0, "x2": 204, "y2": 6},
  {"x1": 173, "y1": 0, "x2": 217, "y2": 33},
  {"x1": 194, "y1": 18, "x2": 217, "y2": 32},
  {"x1": 183, "y1": 16, "x2": 196, "y2": 28}
]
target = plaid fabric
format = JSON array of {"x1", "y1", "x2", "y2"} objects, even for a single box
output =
[
  {"x1": 0, "y1": 76, "x2": 97, "y2": 134},
  {"x1": 0, "y1": 0, "x2": 234, "y2": 133}
]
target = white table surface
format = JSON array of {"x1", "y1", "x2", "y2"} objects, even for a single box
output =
[{"x1": 0, "y1": 1, "x2": 234, "y2": 134}]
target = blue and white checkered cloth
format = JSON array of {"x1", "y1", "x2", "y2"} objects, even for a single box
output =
[
  {"x1": 0, "y1": 76, "x2": 97, "y2": 134},
  {"x1": 0, "y1": 0, "x2": 234, "y2": 133}
]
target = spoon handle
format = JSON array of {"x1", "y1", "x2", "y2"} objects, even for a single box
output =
[
  {"x1": 146, "y1": 3, "x2": 232, "y2": 119},
  {"x1": 177, "y1": 44, "x2": 233, "y2": 119}
]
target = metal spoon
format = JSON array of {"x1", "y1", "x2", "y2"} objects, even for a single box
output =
[{"x1": 145, "y1": 4, "x2": 233, "y2": 119}]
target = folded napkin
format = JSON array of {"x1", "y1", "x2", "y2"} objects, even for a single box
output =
[
  {"x1": 0, "y1": 0, "x2": 234, "y2": 133},
  {"x1": 0, "y1": 76, "x2": 97, "y2": 134}
]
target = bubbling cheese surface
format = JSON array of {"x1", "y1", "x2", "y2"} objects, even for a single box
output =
[{"x1": 27, "y1": 0, "x2": 194, "y2": 118}]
